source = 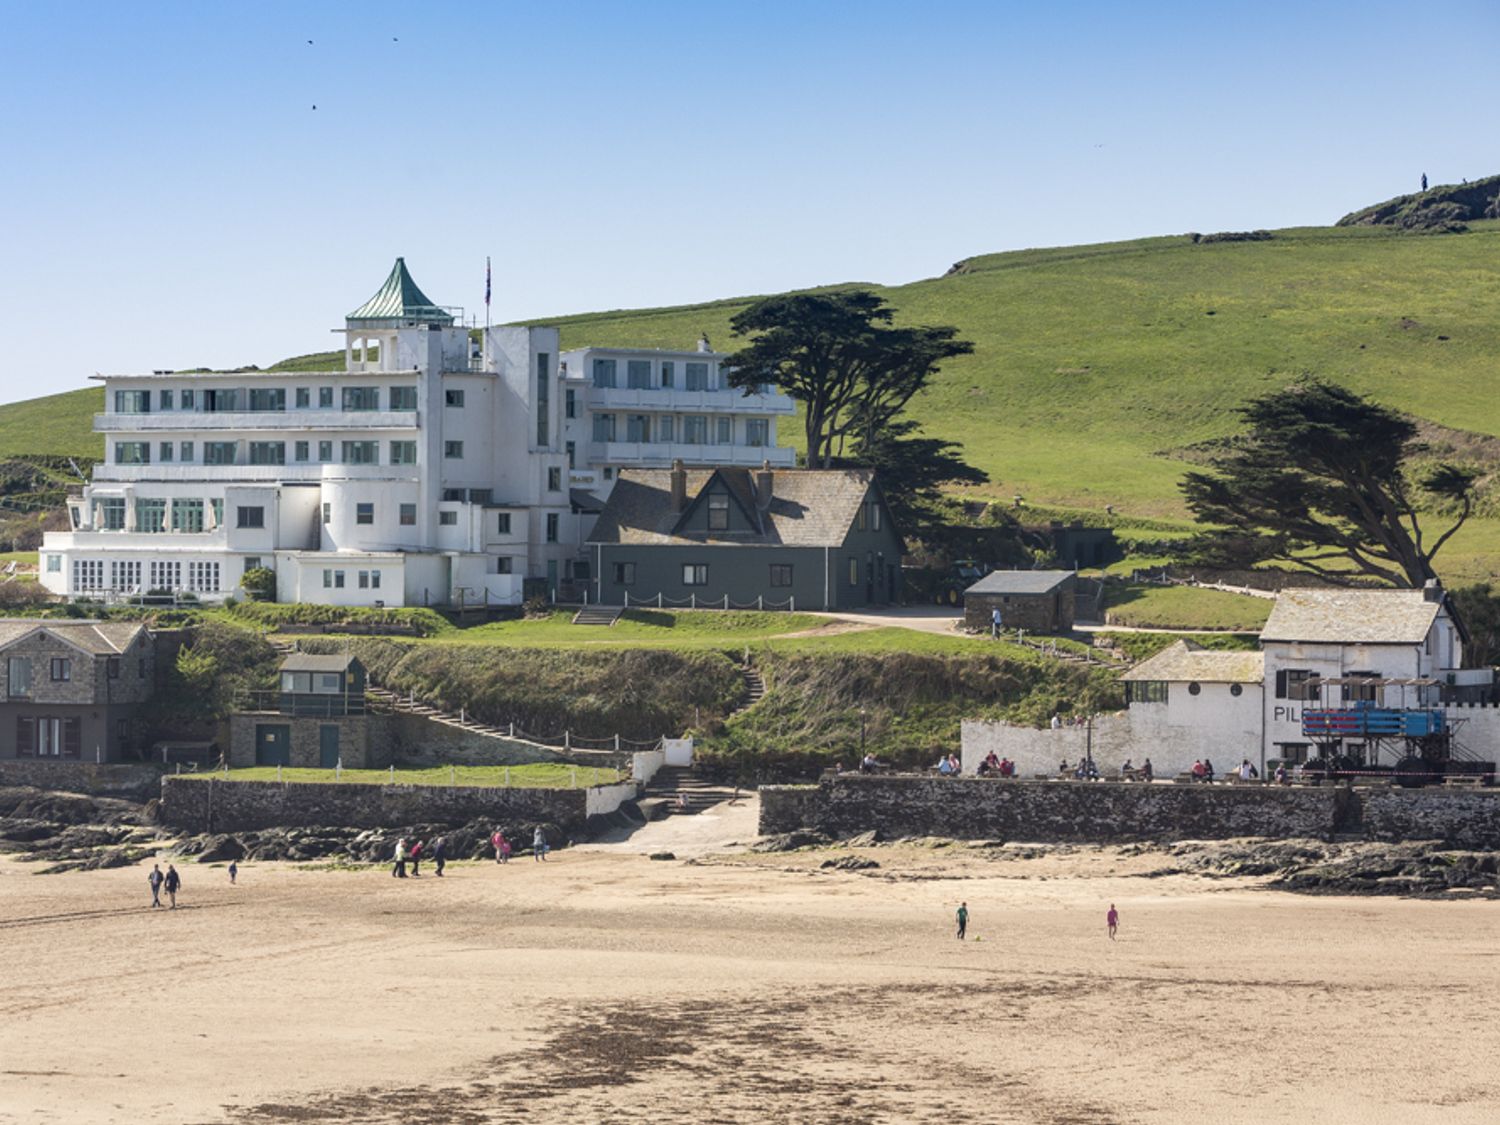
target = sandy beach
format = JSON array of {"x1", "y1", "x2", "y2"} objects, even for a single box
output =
[{"x1": 3, "y1": 819, "x2": 1498, "y2": 1125}]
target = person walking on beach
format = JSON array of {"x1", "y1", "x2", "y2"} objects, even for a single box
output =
[
  {"x1": 500, "y1": 834, "x2": 512, "y2": 863},
  {"x1": 492, "y1": 829, "x2": 506, "y2": 864},
  {"x1": 228, "y1": 860, "x2": 238, "y2": 885},
  {"x1": 409, "y1": 838, "x2": 424, "y2": 877},
  {"x1": 956, "y1": 901, "x2": 969, "y2": 940},
  {"x1": 1107, "y1": 904, "x2": 1119, "y2": 941},
  {"x1": 164, "y1": 864, "x2": 182, "y2": 910},
  {"x1": 533, "y1": 826, "x2": 548, "y2": 862},
  {"x1": 148, "y1": 864, "x2": 165, "y2": 908},
  {"x1": 392, "y1": 838, "x2": 408, "y2": 878},
  {"x1": 433, "y1": 836, "x2": 447, "y2": 878}
]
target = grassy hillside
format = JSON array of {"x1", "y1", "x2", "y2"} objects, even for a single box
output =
[
  {"x1": 0, "y1": 386, "x2": 103, "y2": 460},
  {"x1": 9, "y1": 220, "x2": 1500, "y2": 581}
]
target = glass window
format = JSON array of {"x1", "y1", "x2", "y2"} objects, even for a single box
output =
[
  {"x1": 659, "y1": 416, "x2": 675, "y2": 442},
  {"x1": 149, "y1": 560, "x2": 180, "y2": 589},
  {"x1": 51, "y1": 657, "x2": 72, "y2": 682},
  {"x1": 342, "y1": 441, "x2": 378, "y2": 464},
  {"x1": 295, "y1": 387, "x2": 310, "y2": 408},
  {"x1": 439, "y1": 511, "x2": 458, "y2": 526},
  {"x1": 115, "y1": 442, "x2": 149, "y2": 465},
  {"x1": 236, "y1": 506, "x2": 265, "y2": 529},
  {"x1": 746, "y1": 419, "x2": 768, "y2": 447},
  {"x1": 358, "y1": 570, "x2": 371, "y2": 589},
  {"x1": 565, "y1": 388, "x2": 576, "y2": 418},
  {"x1": 613, "y1": 562, "x2": 636, "y2": 585},
  {"x1": 294, "y1": 441, "x2": 310, "y2": 462},
  {"x1": 592, "y1": 359, "x2": 617, "y2": 388},
  {"x1": 442, "y1": 489, "x2": 465, "y2": 501},
  {"x1": 716, "y1": 417, "x2": 732, "y2": 444},
  {"x1": 548, "y1": 467, "x2": 561, "y2": 491},
  {"x1": 565, "y1": 440, "x2": 575, "y2": 469},
  {"x1": 848, "y1": 557, "x2": 859, "y2": 586},
  {"x1": 685, "y1": 362, "x2": 709, "y2": 391},
  {"x1": 770, "y1": 564, "x2": 793, "y2": 587},
  {"x1": 159, "y1": 389, "x2": 174, "y2": 411},
  {"x1": 444, "y1": 441, "x2": 463, "y2": 459},
  {"x1": 390, "y1": 386, "x2": 418, "y2": 411},
  {"x1": 683, "y1": 416, "x2": 707, "y2": 444},
  {"x1": 445, "y1": 389, "x2": 465, "y2": 407},
  {"x1": 390, "y1": 441, "x2": 417, "y2": 465},
  {"x1": 399, "y1": 503, "x2": 416, "y2": 526},
  {"x1": 8, "y1": 656, "x2": 33, "y2": 696},
  {"x1": 114, "y1": 390, "x2": 150, "y2": 414},
  {"x1": 134, "y1": 498, "x2": 166, "y2": 533},
  {"x1": 342, "y1": 387, "x2": 379, "y2": 411},
  {"x1": 593, "y1": 414, "x2": 616, "y2": 442},
  {"x1": 536, "y1": 352, "x2": 550, "y2": 448},
  {"x1": 682, "y1": 564, "x2": 708, "y2": 586},
  {"x1": 356, "y1": 502, "x2": 374, "y2": 525},
  {"x1": 159, "y1": 442, "x2": 174, "y2": 463},
  {"x1": 171, "y1": 499, "x2": 204, "y2": 533},
  {"x1": 708, "y1": 491, "x2": 729, "y2": 531},
  {"x1": 249, "y1": 441, "x2": 285, "y2": 465},
  {"x1": 45, "y1": 555, "x2": 61, "y2": 573},
  {"x1": 181, "y1": 388, "x2": 195, "y2": 409},
  {"x1": 494, "y1": 557, "x2": 513, "y2": 574},
  {"x1": 204, "y1": 442, "x2": 237, "y2": 465},
  {"x1": 318, "y1": 440, "x2": 333, "y2": 462},
  {"x1": 98, "y1": 498, "x2": 126, "y2": 530},
  {"x1": 546, "y1": 513, "x2": 559, "y2": 542},
  {"x1": 661, "y1": 361, "x2": 675, "y2": 388},
  {"x1": 248, "y1": 388, "x2": 285, "y2": 412},
  {"x1": 179, "y1": 441, "x2": 195, "y2": 462},
  {"x1": 626, "y1": 414, "x2": 650, "y2": 443},
  {"x1": 318, "y1": 386, "x2": 333, "y2": 408},
  {"x1": 1126, "y1": 681, "x2": 1169, "y2": 704},
  {"x1": 496, "y1": 513, "x2": 512, "y2": 534},
  {"x1": 244, "y1": 557, "x2": 262, "y2": 573},
  {"x1": 627, "y1": 360, "x2": 651, "y2": 389},
  {"x1": 321, "y1": 502, "x2": 330, "y2": 524},
  {"x1": 203, "y1": 388, "x2": 240, "y2": 412},
  {"x1": 371, "y1": 569, "x2": 381, "y2": 589}
]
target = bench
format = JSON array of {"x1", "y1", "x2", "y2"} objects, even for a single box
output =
[{"x1": 1443, "y1": 776, "x2": 1485, "y2": 788}]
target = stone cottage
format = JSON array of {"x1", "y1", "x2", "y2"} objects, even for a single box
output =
[{"x1": 962, "y1": 570, "x2": 1077, "y2": 634}]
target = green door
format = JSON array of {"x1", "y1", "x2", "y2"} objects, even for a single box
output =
[
  {"x1": 254, "y1": 724, "x2": 292, "y2": 766},
  {"x1": 318, "y1": 724, "x2": 340, "y2": 769}
]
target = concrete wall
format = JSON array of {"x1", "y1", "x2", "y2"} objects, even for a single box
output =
[
  {"x1": 759, "y1": 775, "x2": 1352, "y2": 842},
  {"x1": 1362, "y1": 789, "x2": 1500, "y2": 849},
  {"x1": 585, "y1": 782, "x2": 639, "y2": 818},
  {"x1": 632, "y1": 749, "x2": 665, "y2": 785},
  {"x1": 159, "y1": 776, "x2": 594, "y2": 835},
  {"x1": 0, "y1": 759, "x2": 163, "y2": 801}
]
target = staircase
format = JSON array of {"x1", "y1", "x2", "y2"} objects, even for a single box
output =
[
  {"x1": 740, "y1": 664, "x2": 766, "y2": 709},
  {"x1": 572, "y1": 605, "x2": 624, "y2": 626},
  {"x1": 646, "y1": 765, "x2": 739, "y2": 816}
]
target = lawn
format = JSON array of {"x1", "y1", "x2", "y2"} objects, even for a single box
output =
[
  {"x1": 183, "y1": 764, "x2": 625, "y2": 788},
  {"x1": 1101, "y1": 582, "x2": 1272, "y2": 631},
  {"x1": 384, "y1": 608, "x2": 855, "y2": 649}
]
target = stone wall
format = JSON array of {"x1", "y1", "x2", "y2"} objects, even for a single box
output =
[
  {"x1": 760, "y1": 775, "x2": 1353, "y2": 842},
  {"x1": 159, "y1": 776, "x2": 598, "y2": 835},
  {"x1": 1362, "y1": 789, "x2": 1500, "y2": 849},
  {"x1": 229, "y1": 714, "x2": 378, "y2": 769},
  {"x1": 963, "y1": 590, "x2": 1074, "y2": 634},
  {"x1": 0, "y1": 760, "x2": 164, "y2": 801},
  {"x1": 379, "y1": 714, "x2": 592, "y2": 768}
]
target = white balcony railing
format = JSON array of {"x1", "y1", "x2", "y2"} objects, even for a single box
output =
[
  {"x1": 92, "y1": 463, "x2": 421, "y2": 484},
  {"x1": 590, "y1": 442, "x2": 796, "y2": 468},
  {"x1": 95, "y1": 410, "x2": 420, "y2": 432},
  {"x1": 587, "y1": 386, "x2": 794, "y2": 414}
]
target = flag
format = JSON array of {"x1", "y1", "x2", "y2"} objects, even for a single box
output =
[{"x1": 485, "y1": 256, "x2": 491, "y2": 310}]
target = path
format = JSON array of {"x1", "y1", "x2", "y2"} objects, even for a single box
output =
[{"x1": 576, "y1": 793, "x2": 760, "y2": 857}]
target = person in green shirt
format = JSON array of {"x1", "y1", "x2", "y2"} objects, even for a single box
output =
[{"x1": 955, "y1": 901, "x2": 969, "y2": 940}]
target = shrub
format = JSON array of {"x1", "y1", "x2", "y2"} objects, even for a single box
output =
[{"x1": 240, "y1": 566, "x2": 277, "y2": 602}]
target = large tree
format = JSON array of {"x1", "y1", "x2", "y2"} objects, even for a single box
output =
[
  {"x1": 1180, "y1": 380, "x2": 1477, "y2": 587},
  {"x1": 723, "y1": 291, "x2": 973, "y2": 468},
  {"x1": 848, "y1": 419, "x2": 988, "y2": 531}
]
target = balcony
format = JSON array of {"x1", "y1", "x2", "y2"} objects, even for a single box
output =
[
  {"x1": 587, "y1": 386, "x2": 794, "y2": 414},
  {"x1": 93, "y1": 463, "x2": 421, "y2": 484},
  {"x1": 590, "y1": 442, "x2": 796, "y2": 468},
  {"x1": 96, "y1": 410, "x2": 420, "y2": 432}
]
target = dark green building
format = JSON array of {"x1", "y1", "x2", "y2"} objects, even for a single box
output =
[{"x1": 587, "y1": 463, "x2": 904, "y2": 610}]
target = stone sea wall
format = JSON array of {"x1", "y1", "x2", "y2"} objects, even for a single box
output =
[
  {"x1": 1362, "y1": 789, "x2": 1500, "y2": 849},
  {"x1": 0, "y1": 760, "x2": 164, "y2": 802}
]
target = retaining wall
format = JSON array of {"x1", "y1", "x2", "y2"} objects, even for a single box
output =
[
  {"x1": 1362, "y1": 789, "x2": 1500, "y2": 849},
  {"x1": 0, "y1": 761, "x2": 164, "y2": 802}
]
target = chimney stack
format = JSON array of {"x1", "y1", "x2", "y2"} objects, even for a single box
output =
[
  {"x1": 696, "y1": 334, "x2": 711, "y2": 353},
  {"x1": 755, "y1": 459, "x2": 774, "y2": 510},
  {"x1": 1423, "y1": 577, "x2": 1443, "y2": 603},
  {"x1": 670, "y1": 459, "x2": 688, "y2": 512}
]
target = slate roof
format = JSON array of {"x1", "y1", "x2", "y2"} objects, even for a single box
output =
[
  {"x1": 1121, "y1": 640, "x2": 1265, "y2": 684},
  {"x1": 346, "y1": 258, "x2": 453, "y2": 326},
  {"x1": 279, "y1": 653, "x2": 359, "y2": 674},
  {"x1": 0, "y1": 620, "x2": 146, "y2": 656},
  {"x1": 1259, "y1": 588, "x2": 1441, "y2": 645},
  {"x1": 964, "y1": 570, "x2": 1076, "y2": 596},
  {"x1": 587, "y1": 467, "x2": 891, "y2": 549}
]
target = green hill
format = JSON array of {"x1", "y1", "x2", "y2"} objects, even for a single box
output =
[
  {"x1": 7, "y1": 219, "x2": 1500, "y2": 581},
  {"x1": 0, "y1": 386, "x2": 103, "y2": 460}
]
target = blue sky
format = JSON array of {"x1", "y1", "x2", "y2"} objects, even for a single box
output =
[{"x1": 1, "y1": 0, "x2": 1496, "y2": 404}]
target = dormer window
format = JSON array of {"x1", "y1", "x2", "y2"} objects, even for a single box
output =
[{"x1": 708, "y1": 491, "x2": 729, "y2": 531}]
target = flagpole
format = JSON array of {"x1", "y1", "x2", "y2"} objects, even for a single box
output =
[{"x1": 485, "y1": 256, "x2": 491, "y2": 333}]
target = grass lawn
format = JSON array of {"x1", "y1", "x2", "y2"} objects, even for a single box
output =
[
  {"x1": 0, "y1": 550, "x2": 39, "y2": 568},
  {"x1": 362, "y1": 608, "x2": 854, "y2": 650},
  {"x1": 185, "y1": 764, "x2": 625, "y2": 788},
  {"x1": 1101, "y1": 583, "x2": 1272, "y2": 631}
]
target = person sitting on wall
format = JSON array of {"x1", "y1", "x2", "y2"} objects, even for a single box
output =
[
  {"x1": 1239, "y1": 759, "x2": 1255, "y2": 781},
  {"x1": 1000, "y1": 757, "x2": 1014, "y2": 778},
  {"x1": 1274, "y1": 764, "x2": 1289, "y2": 785},
  {"x1": 1203, "y1": 758, "x2": 1216, "y2": 783},
  {"x1": 938, "y1": 756, "x2": 955, "y2": 776},
  {"x1": 1059, "y1": 758, "x2": 1070, "y2": 775},
  {"x1": 1191, "y1": 759, "x2": 1207, "y2": 781},
  {"x1": 976, "y1": 757, "x2": 992, "y2": 777},
  {"x1": 1141, "y1": 758, "x2": 1154, "y2": 782},
  {"x1": 860, "y1": 753, "x2": 880, "y2": 774},
  {"x1": 984, "y1": 751, "x2": 1001, "y2": 775},
  {"x1": 1121, "y1": 758, "x2": 1135, "y2": 779}
]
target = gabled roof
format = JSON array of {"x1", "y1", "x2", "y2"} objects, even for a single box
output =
[
  {"x1": 1122, "y1": 640, "x2": 1265, "y2": 684},
  {"x1": 1260, "y1": 588, "x2": 1442, "y2": 645},
  {"x1": 279, "y1": 653, "x2": 359, "y2": 674},
  {"x1": 587, "y1": 467, "x2": 899, "y2": 549},
  {"x1": 346, "y1": 258, "x2": 453, "y2": 327},
  {"x1": 0, "y1": 620, "x2": 147, "y2": 657},
  {"x1": 965, "y1": 570, "x2": 1076, "y2": 596}
]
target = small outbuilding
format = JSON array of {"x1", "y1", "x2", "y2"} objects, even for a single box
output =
[
  {"x1": 963, "y1": 570, "x2": 1077, "y2": 634},
  {"x1": 229, "y1": 653, "x2": 375, "y2": 769}
]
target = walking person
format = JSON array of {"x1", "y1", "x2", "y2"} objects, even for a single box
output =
[
  {"x1": 492, "y1": 829, "x2": 506, "y2": 864},
  {"x1": 956, "y1": 901, "x2": 969, "y2": 941},
  {"x1": 1107, "y1": 903, "x2": 1119, "y2": 941},
  {"x1": 164, "y1": 864, "x2": 182, "y2": 910},
  {"x1": 533, "y1": 825, "x2": 548, "y2": 862},
  {"x1": 990, "y1": 606, "x2": 1002, "y2": 639},
  {"x1": 433, "y1": 836, "x2": 446, "y2": 878},
  {"x1": 148, "y1": 863, "x2": 165, "y2": 908},
  {"x1": 409, "y1": 838, "x2": 424, "y2": 877},
  {"x1": 228, "y1": 860, "x2": 238, "y2": 885},
  {"x1": 392, "y1": 837, "x2": 408, "y2": 878},
  {"x1": 500, "y1": 834, "x2": 512, "y2": 864}
]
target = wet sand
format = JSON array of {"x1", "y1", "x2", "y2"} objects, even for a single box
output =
[{"x1": 2, "y1": 841, "x2": 1497, "y2": 1124}]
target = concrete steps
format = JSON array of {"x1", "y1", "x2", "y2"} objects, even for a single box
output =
[
  {"x1": 647, "y1": 765, "x2": 738, "y2": 817},
  {"x1": 572, "y1": 605, "x2": 624, "y2": 626}
]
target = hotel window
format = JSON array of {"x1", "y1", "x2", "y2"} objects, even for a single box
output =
[
  {"x1": 243, "y1": 557, "x2": 262, "y2": 573},
  {"x1": 249, "y1": 441, "x2": 286, "y2": 465},
  {"x1": 565, "y1": 388, "x2": 576, "y2": 418},
  {"x1": 159, "y1": 389, "x2": 174, "y2": 411},
  {"x1": 342, "y1": 387, "x2": 378, "y2": 411},
  {"x1": 548, "y1": 467, "x2": 561, "y2": 491},
  {"x1": 626, "y1": 414, "x2": 650, "y2": 443},
  {"x1": 682, "y1": 564, "x2": 708, "y2": 586},
  {"x1": 399, "y1": 503, "x2": 416, "y2": 526},
  {"x1": 592, "y1": 359, "x2": 617, "y2": 388},
  {"x1": 661, "y1": 361, "x2": 675, "y2": 388},
  {"x1": 295, "y1": 387, "x2": 311, "y2": 408},
  {"x1": 98, "y1": 498, "x2": 126, "y2": 531},
  {"x1": 181, "y1": 388, "x2": 195, "y2": 409},
  {"x1": 439, "y1": 511, "x2": 457, "y2": 526},
  {"x1": 685, "y1": 362, "x2": 709, "y2": 391},
  {"x1": 536, "y1": 352, "x2": 550, "y2": 448},
  {"x1": 45, "y1": 555, "x2": 61, "y2": 573},
  {"x1": 114, "y1": 390, "x2": 151, "y2": 414},
  {"x1": 715, "y1": 417, "x2": 732, "y2": 444},
  {"x1": 445, "y1": 388, "x2": 465, "y2": 407},
  {"x1": 494, "y1": 557, "x2": 513, "y2": 574},
  {"x1": 179, "y1": 441, "x2": 194, "y2": 462},
  {"x1": 171, "y1": 499, "x2": 205, "y2": 533},
  {"x1": 294, "y1": 441, "x2": 310, "y2": 462},
  {"x1": 659, "y1": 416, "x2": 675, "y2": 442},
  {"x1": 613, "y1": 562, "x2": 636, "y2": 585},
  {"x1": 627, "y1": 360, "x2": 651, "y2": 389},
  {"x1": 203, "y1": 388, "x2": 240, "y2": 412},
  {"x1": 343, "y1": 441, "x2": 378, "y2": 464},
  {"x1": 683, "y1": 416, "x2": 707, "y2": 444},
  {"x1": 318, "y1": 386, "x2": 333, "y2": 408},
  {"x1": 204, "y1": 441, "x2": 237, "y2": 465},
  {"x1": 496, "y1": 513, "x2": 511, "y2": 534},
  {"x1": 236, "y1": 506, "x2": 264, "y2": 529},
  {"x1": 322, "y1": 569, "x2": 345, "y2": 589},
  {"x1": 159, "y1": 442, "x2": 174, "y2": 463},
  {"x1": 321, "y1": 502, "x2": 330, "y2": 524},
  {"x1": 358, "y1": 570, "x2": 371, "y2": 589},
  {"x1": 546, "y1": 513, "x2": 559, "y2": 543},
  {"x1": 248, "y1": 388, "x2": 285, "y2": 412},
  {"x1": 770, "y1": 564, "x2": 793, "y2": 587},
  {"x1": 745, "y1": 419, "x2": 768, "y2": 447},
  {"x1": 707, "y1": 491, "x2": 729, "y2": 531},
  {"x1": 390, "y1": 441, "x2": 417, "y2": 465},
  {"x1": 110, "y1": 561, "x2": 141, "y2": 591},
  {"x1": 73, "y1": 559, "x2": 105, "y2": 591},
  {"x1": 565, "y1": 441, "x2": 575, "y2": 469},
  {"x1": 469, "y1": 488, "x2": 491, "y2": 503},
  {"x1": 593, "y1": 413, "x2": 616, "y2": 442},
  {"x1": 442, "y1": 489, "x2": 465, "y2": 501},
  {"x1": 212, "y1": 498, "x2": 224, "y2": 527},
  {"x1": 318, "y1": 441, "x2": 333, "y2": 462},
  {"x1": 51, "y1": 657, "x2": 72, "y2": 682},
  {"x1": 443, "y1": 441, "x2": 463, "y2": 459},
  {"x1": 149, "y1": 560, "x2": 180, "y2": 589},
  {"x1": 115, "y1": 442, "x2": 149, "y2": 465},
  {"x1": 356, "y1": 503, "x2": 373, "y2": 525},
  {"x1": 189, "y1": 562, "x2": 220, "y2": 593},
  {"x1": 390, "y1": 386, "x2": 417, "y2": 411}
]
